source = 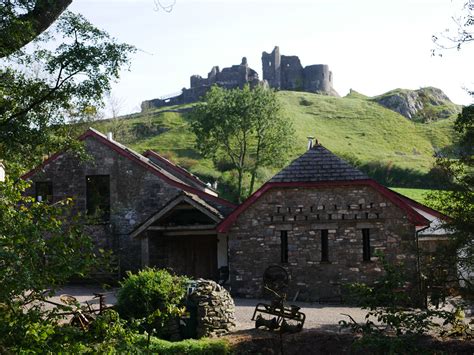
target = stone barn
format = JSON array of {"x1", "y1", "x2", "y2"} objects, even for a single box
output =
[
  {"x1": 23, "y1": 128, "x2": 235, "y2": 280},
  {"x1": 217, "y1": 138, "x2": 446, "y2": 301}
]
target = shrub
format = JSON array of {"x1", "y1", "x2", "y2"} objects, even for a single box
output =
[{"x1": 116, "y1": 268, "x2": 188, "y2": 336}]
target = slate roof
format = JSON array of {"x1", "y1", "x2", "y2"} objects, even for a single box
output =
[{"x1": 270, "y1": 144, "x2": 368, "y2": 183}]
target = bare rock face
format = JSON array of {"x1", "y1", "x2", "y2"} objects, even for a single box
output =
[
  {"x1": 189, "y1": 279, "x2": 236, "y2": 338},
  {"x1": 372, "y1": 87, "x2": 460, "y2": 121}
]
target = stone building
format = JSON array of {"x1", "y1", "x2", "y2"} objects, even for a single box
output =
[
  {"x1": 261, "y1": 46, "x2": 339, "y2": 96},
  {"x1": 217, "y1": 138, "x2": 445, "y2": 301},
  {"x1": 24, "y1": 131, "x2": 447, "y2": 299},
  {"x1": 23, "y1": 128, "x2": 235, "y2": 279}
]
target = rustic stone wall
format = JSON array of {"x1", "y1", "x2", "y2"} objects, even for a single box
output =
[
  {"x1": 227, "y1": 185, "x2": 418, "y2": 301},
  {"x1": 25, "y1": 136, "x2": 183, "y2": 274},
  {"x1": 189, "y1": 279, "x2": 236, "y2": 338}
]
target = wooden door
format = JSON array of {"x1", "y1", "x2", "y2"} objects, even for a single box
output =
[{"x1": 163, "y1": 234, "x2": 218, "y2": 280}]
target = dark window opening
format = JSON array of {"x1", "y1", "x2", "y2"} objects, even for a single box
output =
[
  {"x1": 342, "y1": 214, "x2": 345, "y2": 220},
  {"x1": 321, "y1": 229, "x2": 329, "y2": 262},
  {"x1": 287, "y1": 207, "x2": 291, "y2": 213},
  {"x1": 316, "y1": 214, "x2": 320, "y2": 220},
  {"x1": 277, "y1": 207, "x2": 281, "y2": 213},
  {"x1": 86, "y1": 175, "x2": 110, "y2": 221},
  {"x1": 365, "y1": 212, "x2": 369, "y2": 219},
  {"x1": 310, "y1": 206, "x2": 314, "y2": 212},
  {"x1": 280, "y1": 231, "x2": 288, "y2": 263},
  {"x1": 35, "y1": 181, "x2": 53, "y2": 203},
  {"x1": 359, "y1": 204, "x2": 363, "y2": 209},
  {"x1": 362, "y1": 229, "x2": 371, "y2": 261},
  {"x1": 334, "y1": 204, "x2": 337, "y2": 210},
  {"x1": 328, "y1": 214, "x2": 332, "y2": 220},
  {"x1": 305, "y1": 215, "x2": 308, "y2": 221}
]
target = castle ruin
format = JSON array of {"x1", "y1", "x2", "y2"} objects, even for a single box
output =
[
  {"x1": 262, "y1": 46, "x2": 338, "y2": 96},
  {"x1": 141, "y1": 47, "x2": 338, "y2": 111}
]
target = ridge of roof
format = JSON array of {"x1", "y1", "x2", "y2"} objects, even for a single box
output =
[
  {"x1": 22, "y1": 128, "x2": 236, "y2": 209},
  {"x1": 143, "y1": 149, "x2": 212, "y2": 191},
  {"x1": 270, "y1": 144, "x2": 368, "y2": 183}
]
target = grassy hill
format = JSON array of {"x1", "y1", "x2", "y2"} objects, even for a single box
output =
[{"x1": 88, "y1": 90, "x2": 457, "y2": 202}]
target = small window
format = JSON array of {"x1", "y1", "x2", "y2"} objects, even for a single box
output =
[
  {"x1": 362, "y1": 228, "x2": 371, "y2": 261},
  {"x1": 280, "y1": 231, "x2": 288, "y2": 263},
  {"x1": 86, "y1": 175, "x2": 110, "y2": 221},
  {"x1": 35, "y1": 181, "x2": 53, "y2": 203},
  {"x1": 321, "y1": 229, "x2": 329, "y2": 262}
]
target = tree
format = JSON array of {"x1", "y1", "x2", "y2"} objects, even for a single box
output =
[
  {"x1": 427, "y1": 105, "x2": 473, "y2": 291},
  {"x1": 0, "y1": 177, "x2": 99, "y2": 350},
  {"x1": 0, "y1": 11, "x2": 135, "y2": 172},
  {"x1": 0, "y1": 0, "x2": 73, "y2": 58},
  {"x1": 432, "y1": 0, "x2": 473, "y2": 54},
  {"x1": 190, "y1": 85, "x2": 294, "y2": 202}
]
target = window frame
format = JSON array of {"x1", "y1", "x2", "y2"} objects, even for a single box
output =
[
  {"x1": 362, "y1": 228, "x2": 371, "y2": 261},
  {"x1": 280, "y1": 230, "x2": 288, "y2": 263},
  {"x1": 86, "y1": 175, "x2": 111, "y2": 222},
  {"x1": 35, "y1": 181, "x2": 53, "y2": 203},
  {"x1": 321, "y1": 229, "x2": 329, "y2": 262}
]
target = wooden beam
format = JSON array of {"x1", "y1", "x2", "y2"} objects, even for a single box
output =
[
  {"x1": 162, "y1": 230, "x2": 216, "y2": 236},
  {"x1": 147, "y1": 224, "x2": 216, "y2": 231}
]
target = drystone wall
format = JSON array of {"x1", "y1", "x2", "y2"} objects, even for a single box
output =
[{"x1": 189, "y1": 279, "x2": 236, "y2": 338}]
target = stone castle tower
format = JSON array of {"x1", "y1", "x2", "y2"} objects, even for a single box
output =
[{"x1": 262, "y1": 46, "x2": 338, "y2": 96}]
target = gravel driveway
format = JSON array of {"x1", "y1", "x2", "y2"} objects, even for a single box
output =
[{"x1": 48, "y1": 286, "x2": 367, "y2": 331}]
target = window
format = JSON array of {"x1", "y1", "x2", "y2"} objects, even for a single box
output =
[
  {"x1": 280, "y1": 231, "x2": 288, "y2": 263},
  {"x1": 86, "y1": 175, "x2": 110, "y2": 221},
  {"x1": 321, "y1": 229, "x2": 329, "y2": 262},
  {"x1": 362, "y1": 228, "x2": 371, "y2": 261},
  {"x1": 35, "y1": 181, "x2": 53, "y2": 203}
]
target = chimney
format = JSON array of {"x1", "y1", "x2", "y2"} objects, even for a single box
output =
[
  {"x1": 0, "y1": 161, "x2": 4, "y2": 182},
  {"x1": 307, "y1": 136, "x2": 314, "y2": 150},
  {"x1": 106, "y1": 132, "x2": 113, "y2": 141}
]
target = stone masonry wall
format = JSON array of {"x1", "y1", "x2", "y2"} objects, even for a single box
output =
[
  {"x1": 227, "y1": 185, "x2": 418, "y2": 301},
  {"x1": 26, "y1": 137, "x2": 183, "y2": 274}
]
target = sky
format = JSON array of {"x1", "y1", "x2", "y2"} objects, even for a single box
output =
[{"x1": 69, "y1": 0, "x2": 474, "y2": 115}]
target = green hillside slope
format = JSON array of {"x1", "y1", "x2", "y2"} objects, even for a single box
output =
[{"x1": 88, "y1": 91, "x2": 456, "y2": 201}]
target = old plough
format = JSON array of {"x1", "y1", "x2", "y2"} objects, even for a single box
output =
[{"x1": 251, "y1": 265, "x2": 305, "y2": 333}]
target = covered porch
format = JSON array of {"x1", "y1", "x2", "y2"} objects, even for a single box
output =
[{"x1": 131, "y1": 193, "x2": 228, "y2": 281}]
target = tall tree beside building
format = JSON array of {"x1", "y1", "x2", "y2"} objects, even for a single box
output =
[{"x1": 191, "y1": 85, "x2": 294, "y2": 202}]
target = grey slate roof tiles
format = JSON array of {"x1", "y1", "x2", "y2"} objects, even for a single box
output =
[{"x1": 270, "y1": 144, "x2": 368, "y2": 182}]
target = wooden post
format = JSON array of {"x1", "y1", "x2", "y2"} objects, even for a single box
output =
[{"x1": 141, "y1": 232, "x2": 150, "y2": 268}]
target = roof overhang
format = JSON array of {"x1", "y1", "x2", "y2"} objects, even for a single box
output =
[{"x1": 130, "y1": 193, "x2": 222, "y2": 238}]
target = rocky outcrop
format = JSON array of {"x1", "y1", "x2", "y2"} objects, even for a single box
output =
[{"x1": 372, "y1": 87, "x2": 461, "y2": 121}]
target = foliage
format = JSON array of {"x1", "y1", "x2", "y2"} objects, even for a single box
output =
[
  {"x1": 0, "y1": 177, "x2": 99, "y2": 351},
  {"x1": 0, "y1": 10, "x2": 135, "y2": 171},
  {"x1": 190, "y1": 85, "x2": 295, "y2": 201},
  {"x1": 0, "y1": 0, "x2": 72, "y2": 58},
  {"x1": 340, "y1": 253, "x2": 472, "y2": 353},
  {"x1": 116, "y1": 267, "x2": 188, "y2": 337},
  {"x1": 89, "y1": 90, "x2": 456, "y2": 198},
  {"x1": 137, "y1": 335, "x2": 230, "y2": 354},
  {"x1": 426, "y1": 105, "x2": 474, "y2": 292}
]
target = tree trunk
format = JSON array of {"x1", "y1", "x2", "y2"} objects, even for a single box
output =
[{"x1": 1, "y1": 0, "x2": 73, "y2": 58}]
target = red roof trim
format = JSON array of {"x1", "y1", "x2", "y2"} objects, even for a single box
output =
[
  {"x1": 21, "y1": 151, "x2": 63, "y2": 180},
  {"x1": 143, "y1": 150, "x2": 209, "y2": 189},
  {"x1": 22, "y1": 129, "x2": 236, "y2": 209},
  {"x1": 391, "y1": 190, "x2": 449, "y2": 220},
  {"x1": 217, "y1": 179, "x2": 430, "y2": 233}
]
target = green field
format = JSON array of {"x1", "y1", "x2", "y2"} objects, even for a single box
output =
[{"x1": 88, "y1": 91, "x2": 456, "y2": 201}]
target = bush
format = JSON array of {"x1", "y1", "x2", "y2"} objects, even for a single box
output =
[{"x1": 116, "y1": 268, "x2": 188, "y2": 336}]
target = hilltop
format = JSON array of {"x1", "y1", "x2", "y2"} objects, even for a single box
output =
[
  {"x1": 370, "y1": 87, "x2": 461, "y2": 121},
  {"x1": 89, "y1": 89, "x2": 457, "y2": 201}
]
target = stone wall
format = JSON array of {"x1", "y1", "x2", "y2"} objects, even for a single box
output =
[
  {"x1": 227, "y1": 185, "x2": 418, "y2": 301},
  {"x1": 25, "y1": 136, "x2": 183, "y2": 274},
  {"x1": 189, "y1": 279, "x2": 236, "y2": 338}
]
